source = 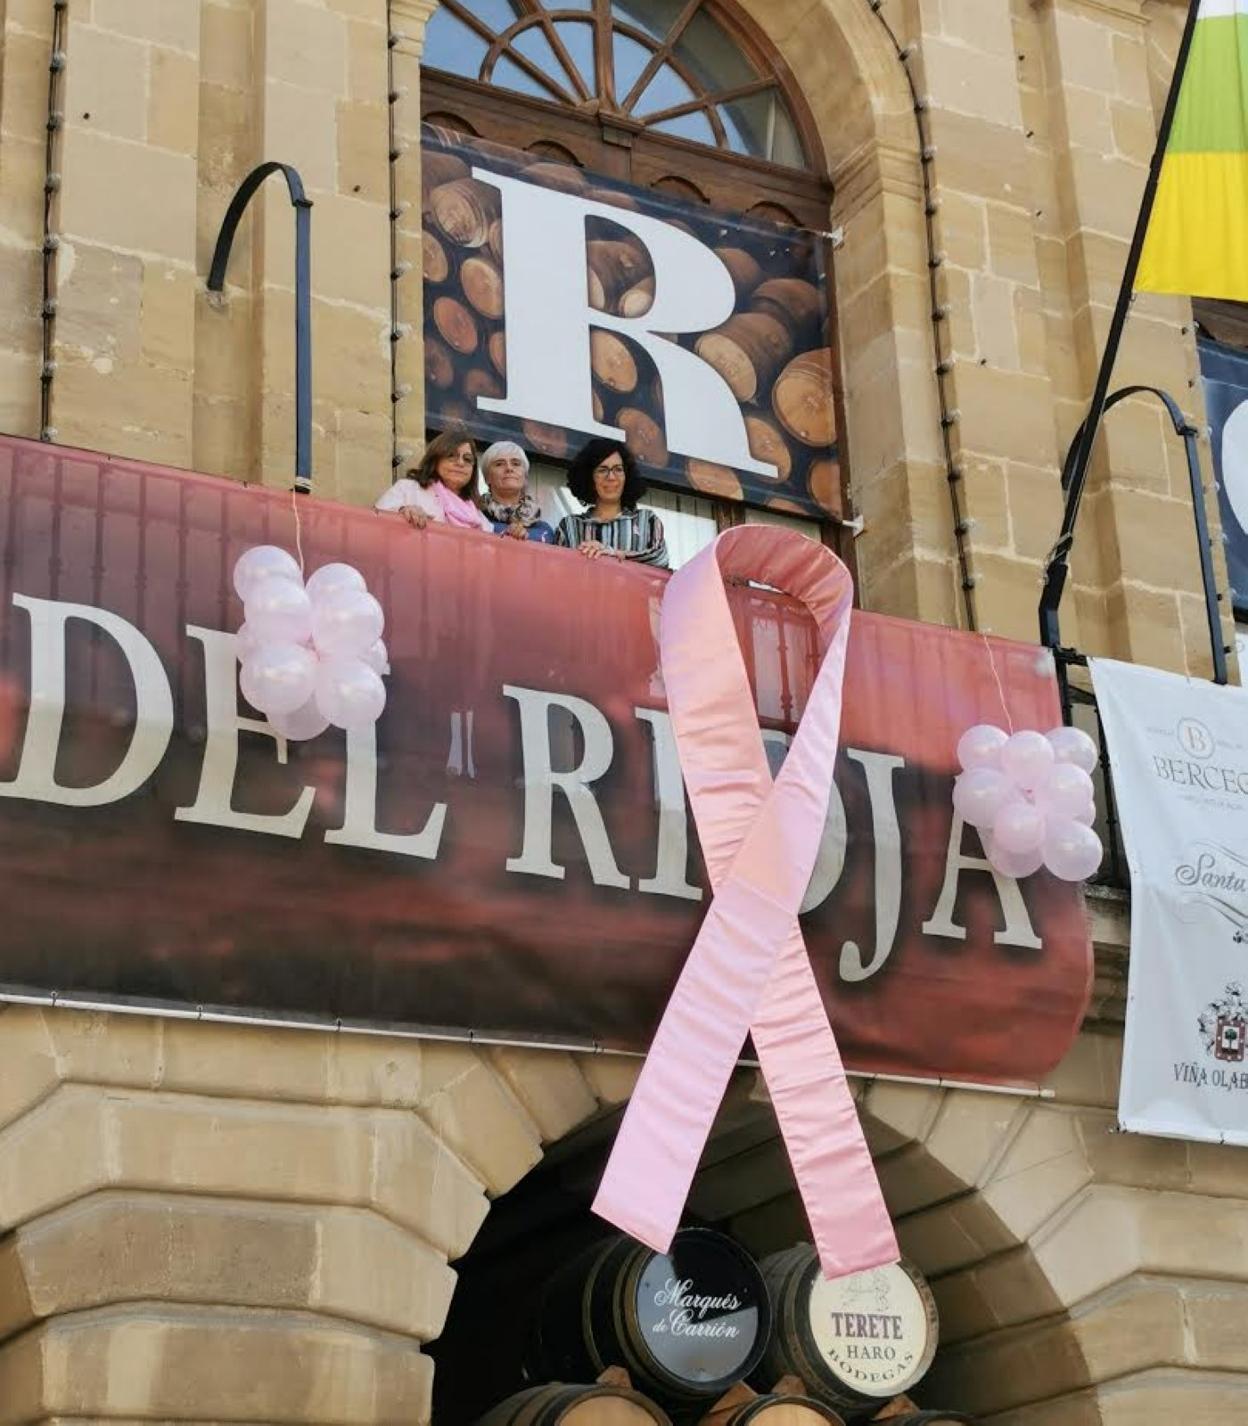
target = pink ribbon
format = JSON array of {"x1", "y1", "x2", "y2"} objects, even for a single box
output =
[{"x1": 593, "y1": 526, "x2": 898, "y2": 1280}]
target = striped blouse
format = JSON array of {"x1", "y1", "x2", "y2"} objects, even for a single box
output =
[{"x1": 553, "y1": 507, "x2": 669, "y2": 569}]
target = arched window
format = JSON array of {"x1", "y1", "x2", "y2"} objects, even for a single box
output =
[
  {"x1": 416, "y1": 0, "x2": 844, "y2": 555},
  {"x1": 421, "y1": 0, "x2": 829, "y2": 227},
  {"x1": 424, "y1": 0, "x2": 808, "y2": 169}
]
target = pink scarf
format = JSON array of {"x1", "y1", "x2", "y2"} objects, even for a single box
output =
[{"x1": 433, "y1": 481, "x2": 485, "y2": 530}]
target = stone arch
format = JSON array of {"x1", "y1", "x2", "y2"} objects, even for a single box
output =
[
  {"x1": 427, "y1": 1043, "x2": 1103, "y2": 1424},
  {"x1": 728, "y1": 0, "x2": 919, "y2": 183}
]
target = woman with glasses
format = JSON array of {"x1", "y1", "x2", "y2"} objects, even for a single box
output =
[
  {"x1": 554, "y1": 438, "x2": 669, "y2": 569},
  {"x1": 374, "y1": 427, "x2": 493, "y2": 532}
]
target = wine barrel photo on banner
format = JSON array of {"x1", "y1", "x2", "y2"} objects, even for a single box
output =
[
  {"x1": 757, "y1": 1246, "x2": 939, "y2": 1415},
  {"x1": 698, "y1": 1390, "x2": 846, "y2": 1424},
  {"x1": 420, "y1": 123, "x2": 845, "y2": 524},
  {"x1": 528, "y1": 1228, "x2": 772, "y2": 1409},
  {"x1": 475, "y1": 1382, "x2": 673, "y2": 1425},
  {"x1": 881, "y1": 1415, "x2": 978, "y2": 1425}
]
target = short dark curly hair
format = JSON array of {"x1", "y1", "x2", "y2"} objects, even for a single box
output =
[{"x1": 566, "y1": 437, "x2": 646, "y2": 510}]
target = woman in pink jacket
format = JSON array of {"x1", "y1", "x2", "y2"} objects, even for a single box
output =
[{"x1": 374, "y1": 428, "x2": 493, "y2": 533}]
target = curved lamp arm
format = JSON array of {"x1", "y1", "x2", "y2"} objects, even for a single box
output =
[
  {"x1": 207, "y1": 162, "x2": 313, "y2": 493},
  {"x1": 1040, "y1": 382, "x2": 1227, "y2": 687}
]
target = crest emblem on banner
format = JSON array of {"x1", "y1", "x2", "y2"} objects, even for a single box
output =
[{"x1": 1199, "y1": 983, "x2": 1247, "y2": 1064}]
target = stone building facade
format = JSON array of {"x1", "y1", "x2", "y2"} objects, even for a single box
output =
[{"x1": 0, "y1": 0, "x2": 1244, "y2": 1423}]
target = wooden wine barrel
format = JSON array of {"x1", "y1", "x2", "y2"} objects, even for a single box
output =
[
  {"x1": 424, "y1": 335, "x2": 455, "y2": 392},
  {"x1": 883, "y1": 1415, "x2": 977, "y2": 1425},
  {"x1": 745, "y1": 413, "x2": 793, "y2": 480},
  {"x1": 750, "y1": 278, "x2": 822, "y2": 336},
  {"x1": 714, "y1": 246, "x2": 764, "y2": 301},
  {"x1": 700, "y1": 1393, "x2": 844, "y2": 1425},
  {"x1": 590, "y1": 330, "x2": 639, "y2": 394},
  {"x1": 477, "y1": 1382, "x2": 672, "y2": 1426},
  {"x1": 487, "y1": 218, "x2": 505, "y2": 262},
  {"x1": 617, "y1": 407, "x2": 668, "y2": 467},
  {"x1": 420, "y1": 150, "x2": 469, "y2": 204},
  {"x1": 525, "y1": 160, "x2": 587, "y2": 193},
  {"x1": 695, "y1": 313, "x2": 792, "y2": 402},
  {"x1": 806, "y1": 457, "x2": 841, "y2": 518},
  {"x1": 686, "y1": 459, "x2": 743, "y2": 501},
  {"x1": 461, "y1": 254, "x2": 505, "y2": 319},
  {"x1": 432, "y1": 295, "x2": 479, "y2": 355},
  {"x1": 587, "y1": 184, "x2": 640, "y2": 210},
  {"x1": 619, "y1": 277, "x2": 655, "y2": 317},
  {"x1": 757, "y1": 1247, "x2": 939, "y2": 1417},
  {"x1": 529, "y1": 1228, "x2": 772, "y2": 1410},
  {"x1": 464, "y1": 366, "x2": 504, "y2": 401},
  {"x1": 430, "y1": 177, "x2": 498, "y2": 248},
  {"x1": 587, "y1": 239, "x2": 651, "y2": 312},
  {"x1": 522, "y1": 420, "x2": 569, "y2": 459},
  {"x1": 488, "y1": 329, "x2": 507, "y2": 377},
  {"x1": 772, "y1": 349, "x2": 836, "y2": 445},
  {"x1": 422, "y1": 228, "x2": 450, "y2": 284}
]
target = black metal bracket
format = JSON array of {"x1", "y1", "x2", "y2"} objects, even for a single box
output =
[
  {"x1": 207, "y1": 162, "x2": 313, "y2": 493},
  {"x1": 1040, "y1": 382, "x2": 1228, "y2": 693}
]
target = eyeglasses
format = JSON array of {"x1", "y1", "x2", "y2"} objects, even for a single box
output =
[
  {"x1": 596, "y1": 463, "x2": 626, "y2": 477},
  {"x1": 445, "y1": 451, "x2": 474, "y2": 465}
]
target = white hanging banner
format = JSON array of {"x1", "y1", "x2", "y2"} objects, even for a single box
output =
[{"x1": 1090, "y1": 657, "x2": 1248, "y2": 1146}]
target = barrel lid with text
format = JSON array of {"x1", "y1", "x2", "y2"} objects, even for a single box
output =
[
  {"x1": 802, "y1": 1254, "x2": 938, "y2": 1398},
  {"x1": 631, "y1": 1227, "x2": 771, "y2": 1394}
]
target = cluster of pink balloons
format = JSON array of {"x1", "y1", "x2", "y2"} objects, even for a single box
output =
[
  {"x1": 953, "y1": 724, "x2": 1104, "y2": 882},
  {"x1": 233, "y1": 545, "x2": 388, "y2": 740}
]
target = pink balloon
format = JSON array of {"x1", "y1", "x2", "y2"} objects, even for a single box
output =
[
  {"x1": 234, "y1": 621, "x2": 260, "y2": 663},
  {"x1": 1046, "y1": 724, "x2": 1098, "y2": 775},
  {"x1": 245, "y1": 576, "x2": 313, "y2": 646},
  {"x1": 1033, "y1": 762, "x2": 1095, "y2": 819},
  {"x1": 361, "y1": 638, "x2": 389, "y2": 675},
  {"x1": 239, "y1": 642, "x2": 317, "y2": 716},
  {"x1": 984, "y1": 832, "x2": 1044, "y2": 879},
  {"x1": 311, "y1": 587, "x2": 384, "y2": 659},
  {"x1": 956, "y1": 724, "x2": 1008, "y2": 772},
  {"x1": 306, "y1": 562, "x2": 367, "y2": 603},
  {"x1": 314, "y1": 657, "x2": 386, "y2": 730},
  {"x1": 269, "y1": 694, "x2": 330, "y2": 742},
  {"x1": 1000, "y1": 729, "x2": 1055, "y2": 791},
  {"x1": 1043, "y1": 818, "x2": 1103, "y2": 882},
  {"x1": 1070, "y1": 798, "x2": 1095, "y2": 826},
  {"x1": 233, "y1": 545, "x2": 301, "y2": 601},
  {"x1": 953, "y1": 767, "x2": 1013, "y2": 829},
  {"x1": 993, "y1": 798, "x2": 1046, "y2": 854}
]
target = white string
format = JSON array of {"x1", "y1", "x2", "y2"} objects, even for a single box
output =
[
  {"x1": 981, "y1": 633, "x2": 1014, "y2": 732},
  {"x1": 290, "y1": 482, "x2": 305, "y2": 576}
]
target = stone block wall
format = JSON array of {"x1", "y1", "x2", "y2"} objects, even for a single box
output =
[
  {"x1": 0, "y1": 0, "x2": 396, "y2": 501},
  {"x1": 0, "y1": 0, "x2": 1234, "y2": 672},
  {"x1": 0, "y1": 896, "x2": 1245, "y2": 1423},
  {"x1": 0, "y1": 1010, "x2": 613, "y2": 1423}
]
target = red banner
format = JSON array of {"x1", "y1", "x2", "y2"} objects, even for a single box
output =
[{"x1": 0, "y1": 438, "x2": 1091, "y2": 1083}]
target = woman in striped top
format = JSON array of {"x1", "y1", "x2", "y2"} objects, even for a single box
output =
[{"x1": 554, "y1": 438, "x2": 669, "y2": 569}]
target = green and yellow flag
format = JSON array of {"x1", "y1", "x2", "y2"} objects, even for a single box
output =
[{"x1": 1137, "y1": 0, "x2": 1248, "y2": 300}]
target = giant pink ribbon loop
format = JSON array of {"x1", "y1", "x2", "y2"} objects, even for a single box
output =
[{"x1": 593, "y1": 526, "x2": 898, "y2": 1280}]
